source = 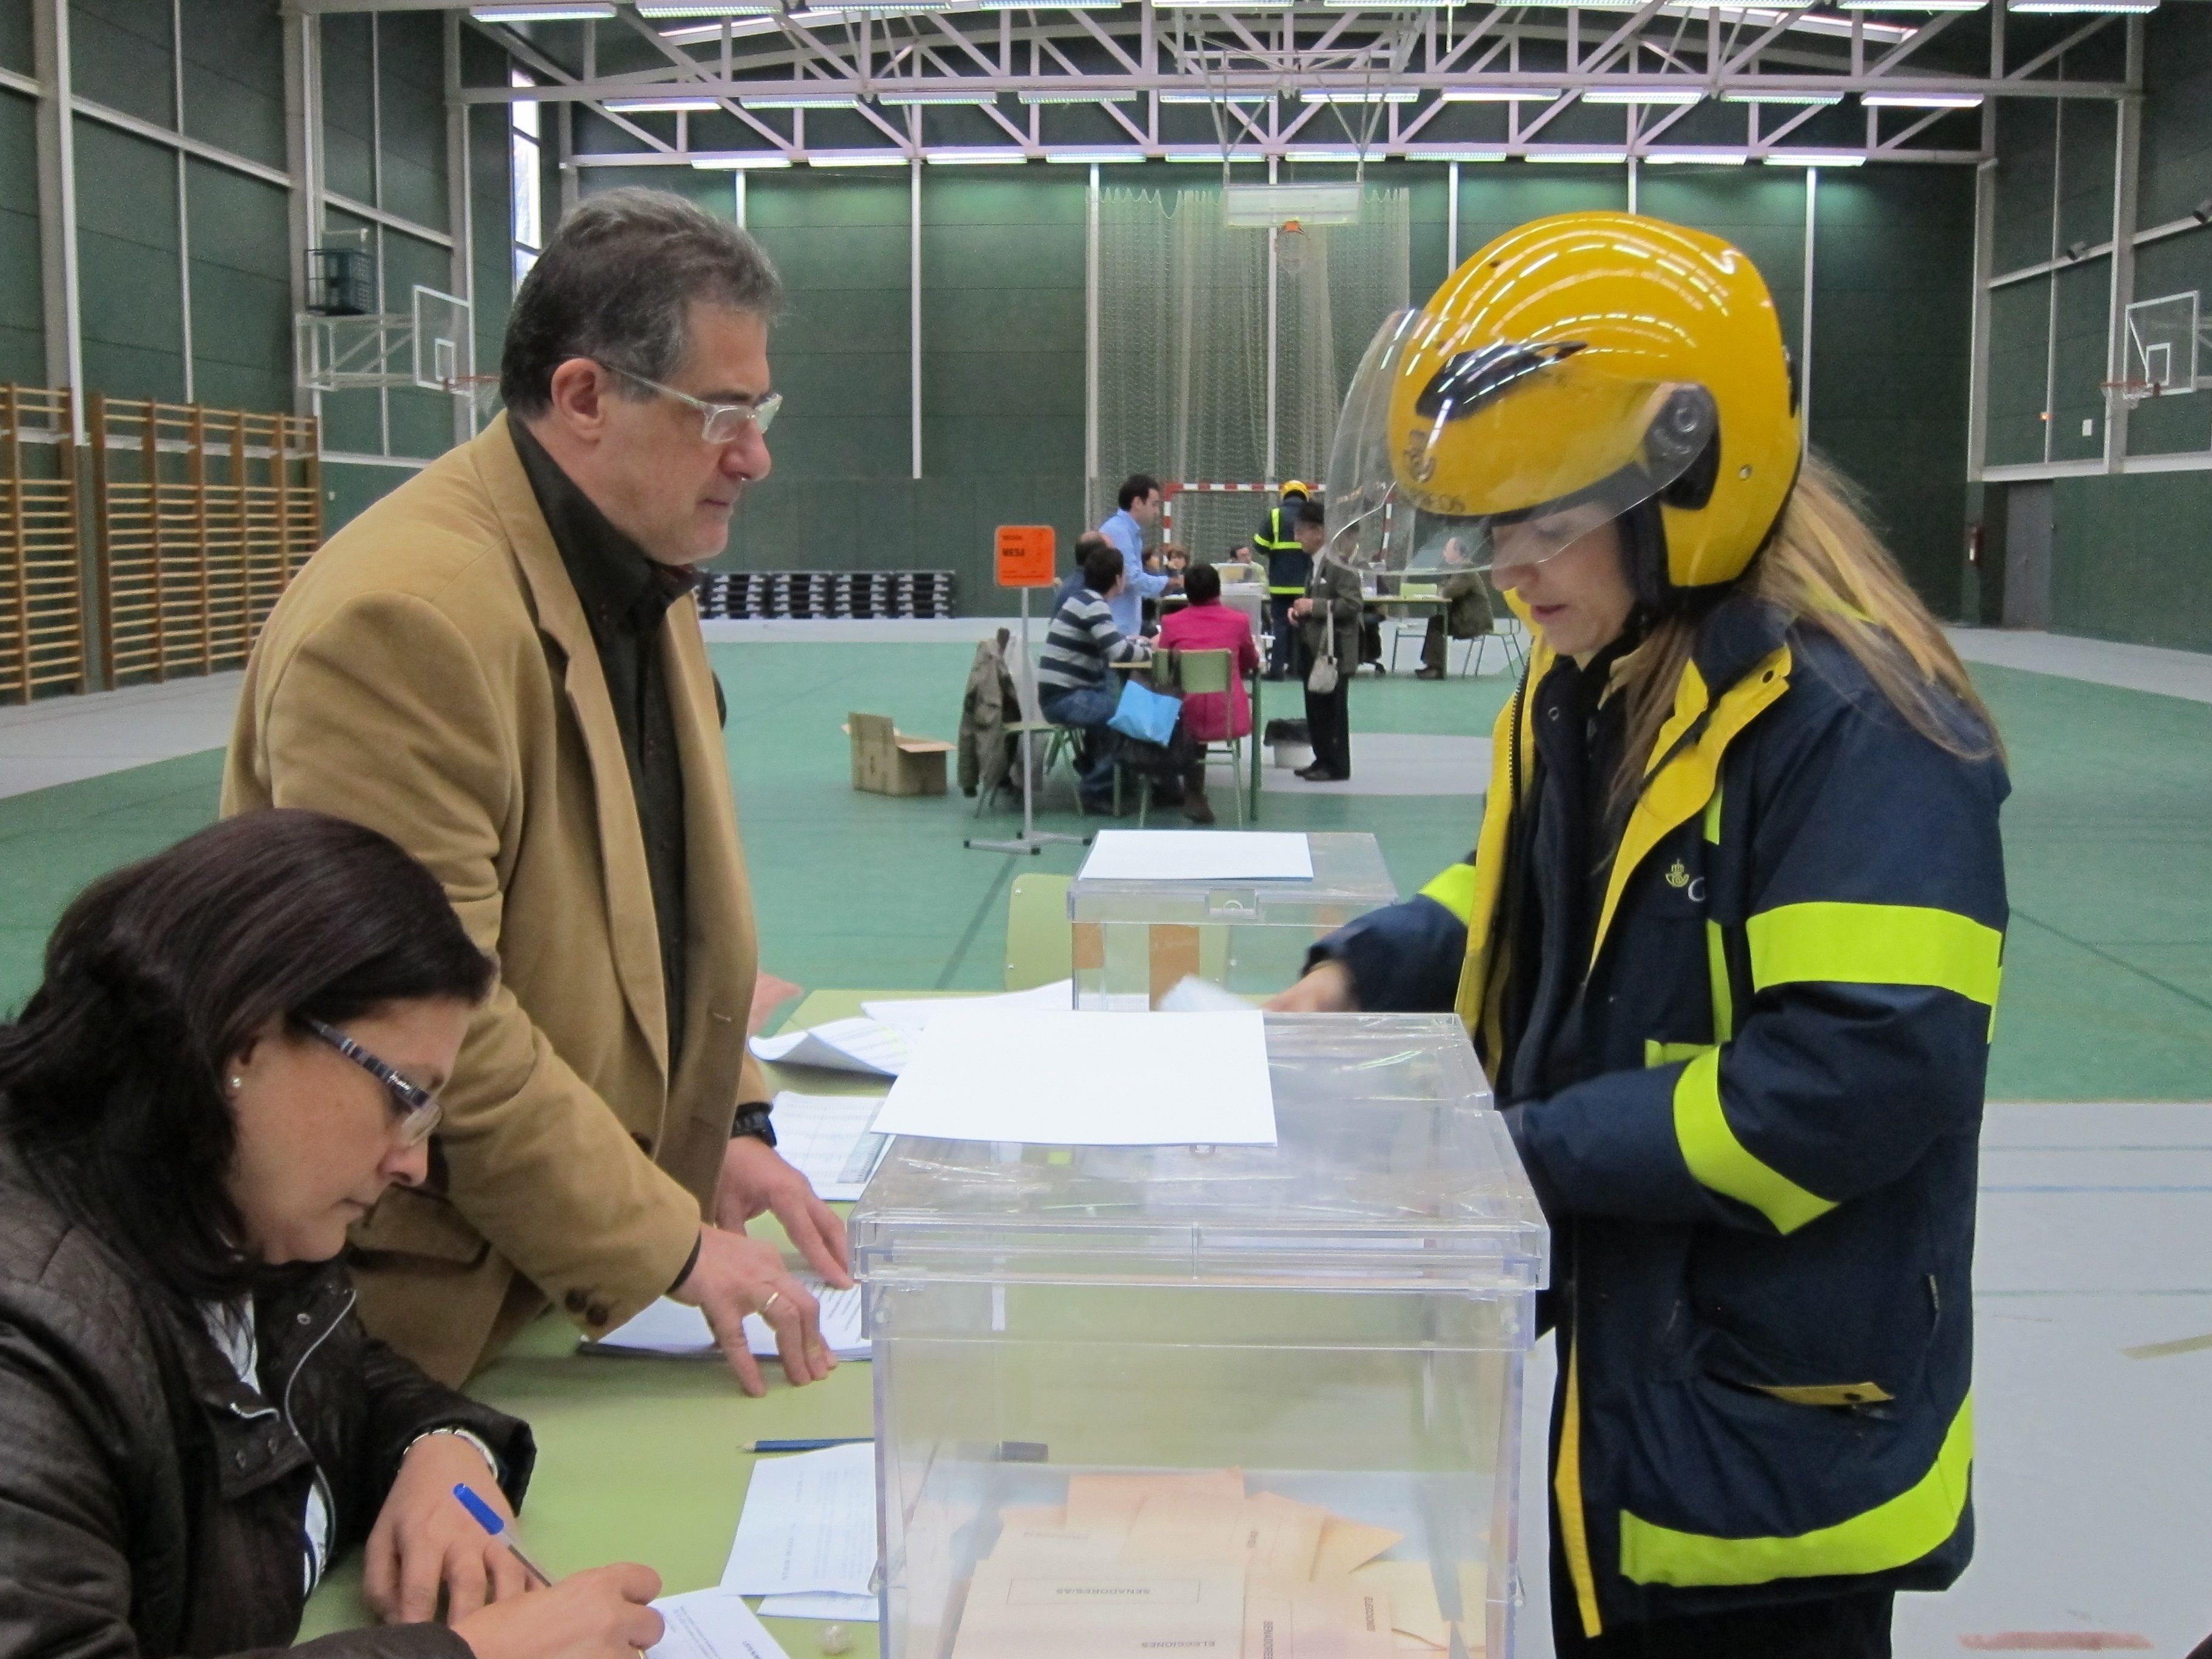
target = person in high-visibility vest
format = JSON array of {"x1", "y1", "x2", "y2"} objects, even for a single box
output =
[
  {"x1": 1272, "y1": 214, "x2": 2008, "y2": 1659},
  {"x1": 1246, "y1": 480, "x2": 1312, "y2": 680}
]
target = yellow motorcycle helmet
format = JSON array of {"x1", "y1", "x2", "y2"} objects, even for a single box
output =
[{"x1": 1324, "y1": 212, "x2": 1800, "y2": 600}]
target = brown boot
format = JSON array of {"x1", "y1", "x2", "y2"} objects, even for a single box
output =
[{"x1": 1184, "y1": 788, "x2": 1216, "y2": 825}]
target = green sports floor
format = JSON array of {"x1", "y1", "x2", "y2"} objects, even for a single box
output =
[{"x1": 1, "y1": 642, "x2": 2208, "y2": 1101}]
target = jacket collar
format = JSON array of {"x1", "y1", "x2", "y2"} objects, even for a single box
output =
[{"x1": 468, "y1": 413, "x2": 674, "y2": 1081}]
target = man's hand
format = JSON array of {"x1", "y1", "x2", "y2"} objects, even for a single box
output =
[
  {"x1": 452, "y1": 1564, "x2": 664, "y2": 1659},
  {"x1": 1265, "y1": 959, "x2": 1359, "y2": 1013},
  {"x1": 366, "y1": 1433, "x2": 526, "y2": 1624},
  {"x1": 717, "y1": 1133, "x2": 851, "y2": 1288},
  {"x1": 1289, "y1": 597, "x2": 1314, "y2": 620},
  {"x1": 671, "y1": 1224, "x2": 835, "y2": 1396}
]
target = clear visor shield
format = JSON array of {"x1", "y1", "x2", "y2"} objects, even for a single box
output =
[{"x1": 1322, "y1": 312, "x2": 1720, "y2": 578}]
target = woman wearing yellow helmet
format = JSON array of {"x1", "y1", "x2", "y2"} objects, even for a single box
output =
[{"x1": 1278, "y1": 214, "x2": 2008, "y2": 1658}]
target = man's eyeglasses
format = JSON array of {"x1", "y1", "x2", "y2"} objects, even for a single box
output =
[
  {"x1": 605, "y1": 364, "x2": 782, "y2": 445},
  {"x1": 303, "y1": 1018, "x2": 443, "y2": 1148}
]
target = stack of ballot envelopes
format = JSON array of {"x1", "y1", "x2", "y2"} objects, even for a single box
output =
[{"x1": 949, "y1": 1468, "x2": 1483, "y2": 1659}]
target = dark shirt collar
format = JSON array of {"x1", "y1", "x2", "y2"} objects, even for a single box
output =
[{"x1": 509, "y1": 417, "x2": 699, "y2": 639}]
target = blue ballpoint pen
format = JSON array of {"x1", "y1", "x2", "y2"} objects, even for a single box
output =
[{"x1": 453, "y1": 1483, "x2": 555, "y2": 1587}]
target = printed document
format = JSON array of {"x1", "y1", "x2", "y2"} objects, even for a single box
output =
[
  {"x1": 749, "y1": 1016, "x2": 909, "y2": 1078},
  {"x1": 648, "y1": 1590, "x2": 789, "y2": 1659},
  {"x1": 721, "y1": 1442, "x2": 878, "y2": 1598},
  {"x1": 768, "y1": 1093, "x2": 891, "y2": 1201},
  {"x1": 583, "y1": 1277, "x2": 868, "y2": 1362},
  {"x1": 1079, "y1": 830, "x2": 1313, "y2": 883}
]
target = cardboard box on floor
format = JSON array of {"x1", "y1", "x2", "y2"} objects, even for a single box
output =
[{"x1": 847, "y1": 711, "x2": 954, "y2": 797}]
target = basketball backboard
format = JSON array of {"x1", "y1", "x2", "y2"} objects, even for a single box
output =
[{"x1": 2125, "y1": 290, "x2": 2202, "y2": 397}]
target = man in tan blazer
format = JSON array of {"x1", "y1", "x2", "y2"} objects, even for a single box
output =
[{"x1": 224, "y1": 189, "x2": 845, "y2": 1393}]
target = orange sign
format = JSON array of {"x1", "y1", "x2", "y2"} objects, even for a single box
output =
[{"x1": 995, "y1": 525, "x2": 1057, "y2": 589}]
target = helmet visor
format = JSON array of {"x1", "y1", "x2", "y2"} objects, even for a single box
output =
[{"x1": 1323, "y1": 313, "x2": 1720, "y2": 577}]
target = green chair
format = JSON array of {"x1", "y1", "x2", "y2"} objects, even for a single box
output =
[{"x1": 1005, "y1": 872, "x2": 1074, "y2": 990}]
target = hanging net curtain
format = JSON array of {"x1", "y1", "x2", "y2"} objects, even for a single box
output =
[{"x1": 1091, "y1": 186, "x2": 1411, "y2": 563}]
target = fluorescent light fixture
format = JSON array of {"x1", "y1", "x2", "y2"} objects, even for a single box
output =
[
  {"x1": 1160, "y1": 90, "x2": 1272, "y2": 104},
  {"x1": 1507, "y1": 1, "x2": 1648, "y2": 7},
  {"x1": 470, "y1": 2, "x2": 615, "y2": 19},
  {"x1": 1644, "y1": 149, "x2": 1749, "y2": 165},
  {"x1": 1155, "y1": 0, "x2": 1292, "y2": 8},
  {"x1": 877, "y1": 89, "x2": 999, "y2": 104},
  {"x1": 976, "y1": 0, "x2": 1121, "y2": 7},
  {"x1": 1441, "y1": 87, "x2": 1562, "y2": 102},
  {"x1": 1838, "y1": 1, "x2": 1984, "y2": 8},
  {"x1": 691, "y1": 152, "x2": 796, "y2": 168},
  {"x1": 1720, "y1": 89, "x2": 1843, "y2": 104},
  {"x1": 1411, "y1": 148, "x2": 1509, "y2": 162},
  {"x1": 1526, "y1": 148, "x2": 1627, "y2": 163},
  {"x1": 604, "y1": 96, "x2": 726, "y2": 112},
  {"x1": 739, "y1": 92, "x2": 860, "y2": 108},
  {"x1": 1762, "y1": 149, "x2": 1868, "y2": 166},
  {"x1": 1582, "y1": 85, "x2": 1704, "y2": 105},
  {"x1": 1284, "y1": 147, "x2": 1358, "y2": 162},
  {"x1": 2009, "y1": 0, "x2": 2154, "y2": 12},
  {"x1": 789, "y1": 3, "x2": 947, "y2": 16},
  {"x1": 1299, "y1": 88, "x2": 1419, "y2": 104},
  {"x1": 636, "y1": 4, "x2": 775, "y2": 15},
  {"x1": 927, "y1": 149, "x2": 1028, "y2": 164},
  {"x1": 1861, "y1": 89, "x2": 1983, "y2": 107},
  {"x1": 1045, "y1": 149, "x2": 1137, "y2": 164},
  {"x1": 806, "y1": 150, "x2": 911, "y2": 166},
  {"x1": 1019, "y1": 89, "x2": 1136, "y2": 104},
  {"x1": 1163, "y1": 148, "x2": 1261, "y2": 162}
]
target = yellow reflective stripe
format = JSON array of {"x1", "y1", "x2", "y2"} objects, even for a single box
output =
[
  {"x1": 1555, "y1": 1346, "x2": 1605, "y2": 1637},
  {"x1": 1703, "y1": 786, "x2": 1732, "y2": 1042},
  {"x1": 1757, "y1": 1382, "x2": 1894, "y2": 1407},
  {"x1": 1418, "y1": 862, "x2": 1479, "y2": 925},
  {"x1": 1618, "y1": 1395, "x2": 1974, "y2": 1587},
  {"x1": 1672, "y1": 1048, "x2": 1837, "y2": 1235},
  {"x1": 1644, "y1": 1040, "x2": 1712, "y2": 1068},
  {"x1": 1747, "y1": 902, "x2": 2003, "y2": 1008}
]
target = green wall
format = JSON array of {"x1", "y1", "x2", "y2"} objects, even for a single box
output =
[{"x1": 1991, "y1": 4, "x2": 2212, "y2": 650}]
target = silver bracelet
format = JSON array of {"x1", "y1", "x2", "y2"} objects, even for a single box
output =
[{"x1": 403, "y1": 1425, "x2": 503, "y2": 1484}]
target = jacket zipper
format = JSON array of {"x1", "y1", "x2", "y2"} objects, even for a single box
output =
[{"x1": 280, "y1": 1287, "x2": 355, "y2": 1592}]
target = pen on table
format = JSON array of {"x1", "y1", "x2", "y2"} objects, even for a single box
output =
[
  {"x1": 746, "y1": 1436, "x2": 874, "y2": 1453},
  {"x1": 452, "y1": 1483, "x2": 555, "y2": 1587}
]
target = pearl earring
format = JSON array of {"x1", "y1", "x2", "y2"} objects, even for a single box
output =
[{"x1": 229, "y1": 1077, "x2": 244, "y2": 1093}]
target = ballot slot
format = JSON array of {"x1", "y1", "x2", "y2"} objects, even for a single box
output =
[{"x1": 853, "y1": 1013, "x2": 1547, "y2": 1659}]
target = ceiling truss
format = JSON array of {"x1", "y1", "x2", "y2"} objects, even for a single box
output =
[{"x1": 448, "y1": 3, "x2": 2139, "y2": 171}]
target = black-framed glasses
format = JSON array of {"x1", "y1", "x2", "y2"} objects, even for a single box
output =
[
  {"x1": 302, "y1": 1018, "x2": 443, "y2": 1148},
  {"x1": 605, "y1": 363, "x2": 782, "y2": 444}
]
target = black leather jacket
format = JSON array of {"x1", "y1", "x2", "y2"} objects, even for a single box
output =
[{"x1": 0, "y1": 1134, "x2": 536, "y2": 1658}]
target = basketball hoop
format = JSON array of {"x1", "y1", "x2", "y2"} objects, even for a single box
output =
[
  {"x1": 444, "y1": 373, "x2": 503, "y2": 419},
  {"x1": 1277, "y1": 218, "x2": 1310, "y2": 278},
  {"x1": 2102, "y1": 377, "x2": 2160, "y2": 411}
]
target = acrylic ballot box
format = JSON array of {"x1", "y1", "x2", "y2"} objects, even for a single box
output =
[
  {"x1": 852, "y1": 1013, "x2": 1548, "y2": 1659},
  {"x1": 1068, "y1": 831, "x2": 1399, "y2": 1009}
]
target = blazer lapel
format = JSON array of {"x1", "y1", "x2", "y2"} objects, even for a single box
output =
[{"x1": 471, "y1": 415, "x2": 671, "y2": 1084}]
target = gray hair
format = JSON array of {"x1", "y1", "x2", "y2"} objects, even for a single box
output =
[{"x1": 498, "y1": 187, "x2": 784, "y2": 417}]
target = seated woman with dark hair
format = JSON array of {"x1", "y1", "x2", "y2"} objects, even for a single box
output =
[
  {"x1": 1156, "y1": 560, "x2": 1261, "y2": 823},
  {"x1": 0, "y1": 809, "x2": 665, "y2": 1659}
]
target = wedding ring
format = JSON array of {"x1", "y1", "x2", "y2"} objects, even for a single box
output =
[{"x1": 760, "y1": 1290, "x2": 783, "y2": 1316}]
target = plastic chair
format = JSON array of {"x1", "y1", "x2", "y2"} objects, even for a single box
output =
[{"x1": 1004, "y1": 873, "x2": 1074, "y2": 990}]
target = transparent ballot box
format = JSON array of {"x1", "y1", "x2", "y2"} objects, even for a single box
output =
[
  {"x1": 1068, "y1": 831, "x2": 1399, "y2": 1008},
  {"x1": 852, "y1": 1013, "x2": 1548, "y2": 1659}
]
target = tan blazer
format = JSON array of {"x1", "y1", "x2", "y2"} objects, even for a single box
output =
[{"x1": 223, "y1": 414, "x2": 771, "y2": 1384}]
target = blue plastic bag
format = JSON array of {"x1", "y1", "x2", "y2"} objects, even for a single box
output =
[{"x1": 1107, "y1": 675, "x2": 1181, "y2": 746}]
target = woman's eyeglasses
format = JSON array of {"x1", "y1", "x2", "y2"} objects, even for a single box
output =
[{"x1": 301, "y1": 1018, "x2": 443, "y2": 1148}]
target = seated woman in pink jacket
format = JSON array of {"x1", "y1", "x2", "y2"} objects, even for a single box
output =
[{"x1": 1156, "y1": 561, "x2": 1262, "y2": 823}]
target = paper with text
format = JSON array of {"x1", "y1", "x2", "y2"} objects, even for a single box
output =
[
  {"x1": 721, "y1": 1442, "x2": 878, "y2": 1598},
  {"x1": 860, "y1": 978, "x2": 1075, "y2": 1035},
  {"x1": 750, "y1": 1016, "x2": 910, "y2": 1078},
  {"x1": 648, "y1": 1590, "x2": 790, "y2": 1659},
  {"x1": 756, "y1": 1590, "x2": 877, "y2": 1623},
  {"x1": 583, "y1": 1278, "x2": 868, "y2": 1361},
  {"x1": 769, "y1": 1093, "x2": 890, "y2": 1201}
]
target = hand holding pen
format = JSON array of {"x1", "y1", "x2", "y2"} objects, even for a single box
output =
[{"x1": 444, "y1": 1483, "x2": 666, "y2": 1659}]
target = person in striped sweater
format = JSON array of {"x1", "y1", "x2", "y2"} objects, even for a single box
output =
[{"x1": 1038, "y1": 540, "x2": 1152, "y2": 813}]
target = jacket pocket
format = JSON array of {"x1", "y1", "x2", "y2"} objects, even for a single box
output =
[{"x1": 350, "y1": 1185, "x2": 489, "y2": 1266}]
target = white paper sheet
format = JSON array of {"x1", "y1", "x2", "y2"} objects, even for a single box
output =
[
  {"x1": 649, "y1": 1589, "x2": 791, "y2": 1659},
  {"x1": 583, "y1": 1278, "x2": 869, "y2": 1361},
  {"x1": 769, "y1": 1093, "x2": 891, "y2": 1201},
  {"x1": 870, "y1": 1007, "x2": 1276, "y2": 1146},
  {"x1": 721, "y1": 1442, "x2": 879, "y2": 1598},
  {"x1": 1078, "y1": 830, "x2": 1313, "y2": 884},
  {"x1": 756, "y1": 1591, "x2": 879, "y2": 1623},
  {"x1": 860, "y1": 977, "x2": 1075, "y2": 1035},
  {"x1": 749, "y1": 1016, "x2": 910, "y2": 1078}
]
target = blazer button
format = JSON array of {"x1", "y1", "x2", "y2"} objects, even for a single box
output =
[
  {"x1": 586, "y1": 1303, "x2": 610, "y2": 1327},
  {"x1": 565, "y1": 1289, "x2": 588, "y2": 1314},
  {"x1": 632, "y1": 1133, "x2": 654, "y2": 1155}
]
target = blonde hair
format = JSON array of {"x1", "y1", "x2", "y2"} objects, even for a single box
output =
[{"x1": 1611, "y1": 452, "x2": 2002, "y2": 815}]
